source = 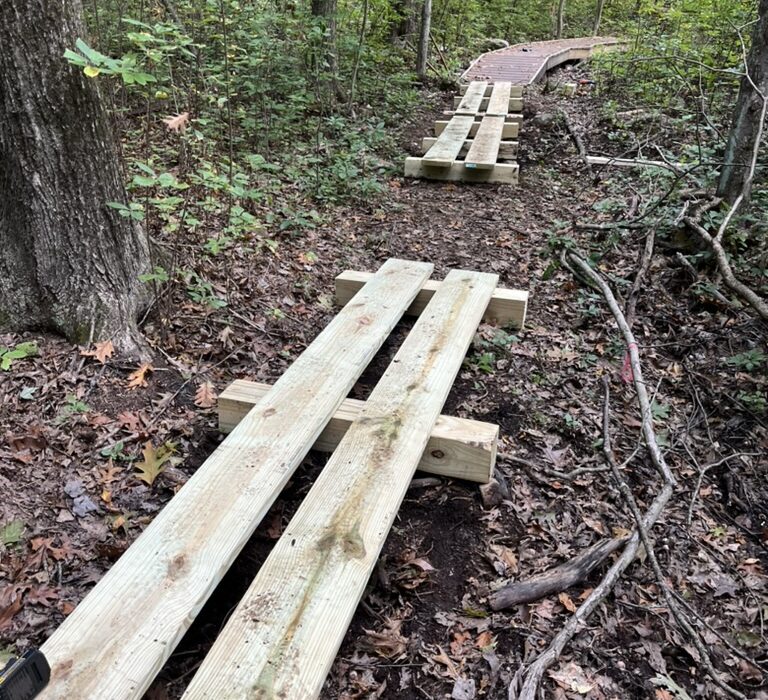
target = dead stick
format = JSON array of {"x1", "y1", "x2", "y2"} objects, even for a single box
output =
[
  {"x1": 490, "y1": 537, "x2": 626, "y2": 610},
  {"x1": 625, "y1": 229, "x2": 655, "y2": 329}
]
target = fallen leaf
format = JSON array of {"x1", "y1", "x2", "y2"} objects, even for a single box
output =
[
  {"x1": 548, "y1": 661, "x2": 594, "y2": 694},
  {"x1": 26, "y1": 586, "x2": 59, "y2": 607},
  {"x1": 362, "y1": 618, "x2": 408, "y2": 659},
  {"x1": 194, "y1": 381, "x2": 217, "y2": 408},
  {"x1": 558, "y1": 592, "x2": 577, "y2": 612},
  {"x1": 475, "y1": 631, "x2": 494, "y2": 649},
  {"x1": 80, "y1": 340, "x2": 114, "y2": 364},
  {"x1": 135, "y1": 441, "x2": 178, "y2": 486},
  {"x1": 127, "y1": 363, "x2": 153, "y2": 389},
  {"x1": 162, "y1": 112, "x2": 190, "y2": 132}
]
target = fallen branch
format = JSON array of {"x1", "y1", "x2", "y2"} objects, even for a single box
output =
[
  {"x1": 490, "y1": 537, "x2": 627, "y2": 610},
  {"x1": 586, "y1": 155, "x2": 684, "y2": 174},
  {"x1": 558, "y1": 109, "x2": 590, "y2": 171},
  {"x1": 625, "y1": 229, "x2": 655, "y2": 328}
]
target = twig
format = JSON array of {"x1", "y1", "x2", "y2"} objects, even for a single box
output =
[
  {"x1": 625, "y1": 229, "x2": 655, "y2": 328},
  {"x1": 558, "y1": 109, "x2": 591, "y2": 172}
]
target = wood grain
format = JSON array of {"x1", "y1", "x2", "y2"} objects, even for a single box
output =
[
  {"x1": 465, "y1": 116, "x2": 505, "y2": 169},
  {"x1": 218, "y1": 379, "x2": 498, "y2": 483},
  {"x1": 455, "y1": 80, "x2": 488, "y2": 114},
  {"x1": 422, "y1": 115, "x2": 475, "y2": 166},
  {"x1": 183, "y1": 269, "x2": 498, "y2": 699},
  {"x1": 37, "y1": 258, "x2": 433, "y2": 700},
  {"x1": 335, "y1": 270, "x2": 527, "y2": 328}
]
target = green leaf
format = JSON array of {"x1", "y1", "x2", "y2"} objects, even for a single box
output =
[
  {"x1": 83, "y1": 65, "x2": 101, "y2": 78},
  {"x1": 1, "y1": 521, "x2": 24, "y2": 545}
]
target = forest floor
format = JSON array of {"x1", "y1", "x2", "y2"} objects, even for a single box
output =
[{"x1": 1, "y1": 62, "x2": 767, "y2": 700}]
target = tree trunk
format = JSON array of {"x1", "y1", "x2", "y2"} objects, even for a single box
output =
[
  {"x1": 592, "y1": 0, "x2": 605, "y2": 36},
  {"x1": 717, "y1": 0, "x2": 768, "y2": 204},
  {"x1": 390, "y1": 0, "x2": 418, "y2": 43},
  {"x1": 0, "y1": 0, "x2": 150, "y2": 352},
  {"x1": 555, "y1": 0, "x2": 566, "y2": 38},
  {"x1": 311, "y1": 0, "x2": 340, "y2": 101},
  {"x1": 416, "y1": 0, "x2": 432, "y2": 81}
]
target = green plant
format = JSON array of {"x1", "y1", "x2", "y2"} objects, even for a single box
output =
[
  {"x1": 0, "y1": 341, "x2": 37, "y2": 371},
  {"x1": 725, "y1": 350, "x2": 766, "y2": 372},
  {"x1": 56, "y1": 394, "x2": 91, "y2": 423},
  {"x1": 737, "y1": 391, "x2": 767, "y2": 414}
]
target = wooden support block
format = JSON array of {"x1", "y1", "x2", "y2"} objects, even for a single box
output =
[
  {"x1": 37, "y1": 259, "x2": 434, "y2": 700},
  {"x1": 435, "y1": 119, "x2": 519, "y2": 139},
  {"x1": 335, "y1": 270, "x2": 528, "y2": 328},
  {"x1": 422, "y1": 115, "x2": 476, "y2": 166},
  {"x1": 455, "y1": 80, "x2": 488, "y2": 114},
  {"x1": 440, "y1": 112, "x2": 523, "y2": 125},
  {"x1": 404, "y1": 157, "x2": 519, "y2": 185},
  {"x1": 421, "y1": 136, "x2": 518, "y2": 160},
  {"x1": 182, "y1": 270, "x2": 499, "y2": 700},
  {"x1": 218, "y1": 380, "x2": 498, "y2": 483},
  {"x1": 459, "y1": 82, "x2": 523, "y2": 98},
  {"x1": 452, "y1": 95, "x2": 522, "y2": 113},
  {"x1": 465, "y1": 116, "x2": 506, "y2": 169}
]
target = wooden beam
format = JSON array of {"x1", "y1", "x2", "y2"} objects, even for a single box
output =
[
  {"x1": 440, "y1": 111, "x2": 523, "y2": 124},
  {"x1": 37, "y1": 259, "x2": 434, "y2": 700},
  {"x1": 486, "y1": 82, "x2": 513, "y2": 116},
  {"x1": 455, "y1": 80, "x2": 488, "y2": 114},
  {"x1": 404, "y1": 157, "x2": 519, "y2": 184},
  {"x1": 435, "y1": 119, "x2": 519, "y2": 139},
  {"x1": 182, "y1": 270, "x2": 499, "y2": 700},
  {"x1": 422, "y1": 115, "x2": 475, "y2": 166},
  {"x1": 421, "y1": 136, "x2": 518, "y2": 160},
  {"x1": 452, "y1": 95, "x2": 522, "y2": 114},
  {"x1": 459, "y1": 82, "x2": 523, "y2": 98},
  {"x1": 465, "y1": 116, "x2": 506, "y2": 169},
  {"x1": 218, "y1": 380, "x2": 498, "y2": 483},
  {"x1": 335, "y1": 270, "x2": 528, "y2": 328}
]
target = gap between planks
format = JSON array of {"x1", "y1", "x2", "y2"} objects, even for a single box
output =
[
  {"x1": 334, "y1": 269, "x2": 528, "y2": 329},
  {"x1": 182, "y1": 269, "x2": 499, "y2": 699},
  {"x1": 36, "y1": 259, "x2": 435, "y2": 700},
  {"x1": 218, "y1": 379, "x2": 498, "y2": 483}
]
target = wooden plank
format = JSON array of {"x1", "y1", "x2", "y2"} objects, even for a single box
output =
[
  {"x1": 421, "y1": 136, "x2": 518, "y2": 160},
  {"x1": 452, "y1": 94, "x2": 520, "y2": 114},
  {"x1": 335, "y1": 270, "x2": 528, "y2": 328},
  {"x1": 455, "y1": 80, "x2": 488, "y2": 114},
  {"x1": 486, "y1": 82, "x2": 512, "y2": 116},
  {"x1": 440, "y1": 111, "x2": 523, "y2": 124},
  {"x1": 37, "y1": 258, "x2": 434, "y2": 700},
  {"x1": 404, "y1": 157, "x2": 519, "y2": 185},
  {"x1": 435, "y1": 119, "x2": 519, "y2": 139},
  {"x1": 422, "y1": 115, "x2": 475, "y2": 166},
  {"x1": 218, "y1": 380, "x2": 498, "y2": 483},
  {"x1": 182, "y1": 270, "x2": 499, "y2": 700},
  {"x1": 459, "y1": 83, "x2": 523, "y2": 98},
  {"x1": 465, "y1": 116, "x2": 505, "y2": 169}
]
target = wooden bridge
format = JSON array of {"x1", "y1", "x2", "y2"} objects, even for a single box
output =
[
  {"x1": 405, "y1": 36, "x2": 622, "y2": 185},
  {"x1": 37, "y1": 260, "x2": 529, "y2": 700}
]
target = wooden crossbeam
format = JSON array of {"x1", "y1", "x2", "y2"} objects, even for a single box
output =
[
  {"x1": 37, "y1": 259, "x2": 434, "y2": 700},
  {"x1": 465, "y1": 116, "x2": 506, "y2": 169},
  {"x1": 443, "y1": 107, "x2": 523, "y2": 120},
  {"x1": 459, "y1": 82, "x2": 523, "y2": 98},
  {"x1": 421, "y1": 136, "x2": 518, "y2": 160},
  {"x1": 486, "y1": 82, "x2": 513, "y2": 116},
  {"x1": 435, "y1": 119, "x2": 519, "y2": 139},
  {"x1": 335, "y1": 270, "x2": 528, "y2": 328},
  {"x1": 455, "y1": 80, "x2": 488, "y2": 114},
  {"x1": 404, "y1": 157, "x2": 519, "y2": 185},
  {"x1": 422, "y1": 115, "x2": 475, "y2": 166},
  {"x1": 218, "y1": 379, "x2": 498, "y2": 483},
  {"x1": 182, "y1": 270, "x2": 499, "y2": 699},
  {"x1": 452, "y1": 94, "x2": 520, "y2": 114}
]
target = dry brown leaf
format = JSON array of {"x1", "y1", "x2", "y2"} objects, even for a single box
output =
[
  {"x1": 194, "y1": 381, "x2": 217, "y2": 408},
  {"x1": 135, "y1": 441, "x2": 177, "y2": 486},
  {"x1": 80, "y1": 339, "x2": 114, "y2": 364},
  {"x1": 548, "y1": 661, "x2": 594, "y2": 695},
  {"x1": 489, "y1": 544, "x2": 518, "y2": 574},
  {"x1": 127, "y1": 363, "x2": 153, "y2": 389},
  {"x1": 162, "y1": 112, "x2": 190, "y2": 132},
  {"x1": 475, "y1": 630, "x2": 494, "y2": 649},
  {"x1": 558, "y1": 592, "x2": 577, "y2": 612},
  {"x1": 362, "y1": 618, "x2": 408, "y2": 659}
]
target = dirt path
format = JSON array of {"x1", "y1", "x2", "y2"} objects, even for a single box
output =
[{"x1": 1, "y1": 62, "x2": 766, "y2": 700}]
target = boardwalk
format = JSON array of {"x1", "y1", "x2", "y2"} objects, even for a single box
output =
[{"x1": 463, "y1": 36, "x2": 623, "y2": 85}]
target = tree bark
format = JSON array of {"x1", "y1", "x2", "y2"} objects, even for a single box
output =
[
  {"x1": 0, "y1": 0, "x2": 150, "y2": 352},
  {"x1": 555, "y1": 0, "x2": 566, "y2": 38},
  {"x1": 416, "y1": 0, "x2": 432, "y2": 81},
  {"x1": 390, "y1": 0, "x2": 418, "y2": 43},
  {"x1": 311, "y1": 0, "x2": 340, "y2": 101},
  {"x1": 592, "y1": 0, "x2": 605, "y2": 36},
  {"x1": 717, "y1": 0, "x2": 768, "y2": 204}
]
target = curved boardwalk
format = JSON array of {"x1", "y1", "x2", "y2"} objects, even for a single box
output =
[{"x1": 463, "y1": 36, "x2": 623, "y2": 85}]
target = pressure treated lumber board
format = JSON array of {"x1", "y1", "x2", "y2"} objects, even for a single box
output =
[
  {"x1": 421, "y1": 136, "x2": 518, "y2": 160},
  {"x1": 404, "y1": 157, "x2": 519, "y2": 184},
  {"x1": 455, "y1": 80, "x2": 488, "y2": 114},
  {"x1": 486, "y1": 82, "x2": 513, "y2": 116},
  {"x1": 459, "y1": 82, "x2": 523, "y2": 98},
  {"x1": 452, "y1": 94, "x2": 520, "y2": 114},
  {"x1": 422, "y1": 115, "x2": 476, "y2": 166},
  {"x1": 218, "y1": 379, "x2": 498, "y2": 483},
  {"x1": 465, "y1": 116, "x2": 506, "y2": 169},
  {"x1": 435, "y1": 119, "x2": 519, "y2": 139},
  {"x1": 182, "y1": 269, "x2": 499, "y2": 700},
  {"x1": 335, "y1": 270, "x2": 528, "y2": 328},
  {"x1": 37, "y1": 258, "x2": 433, "y2": 700}
]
